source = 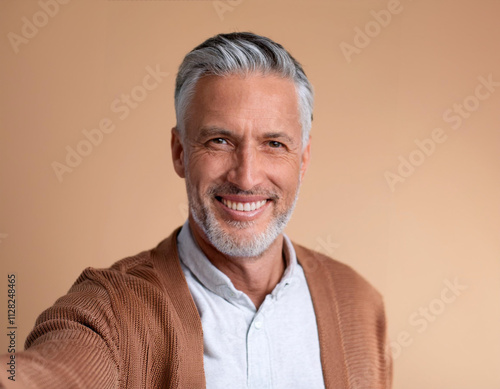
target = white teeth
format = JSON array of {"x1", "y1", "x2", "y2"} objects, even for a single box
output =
[{"x1": 221, "y1": 198, "x2": 267, "y2": 212}]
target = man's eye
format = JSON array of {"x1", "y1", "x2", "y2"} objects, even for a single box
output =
[
  {"x1": 210, "y1": 138, "x2": 227, "y2": 145},
  {"x1": 268, "y1": 140, "x2": 284, "y2": 148}
]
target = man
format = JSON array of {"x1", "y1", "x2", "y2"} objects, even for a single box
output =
[{"x1": 0, "y1": 32, "x2": 392, "y2": 388}]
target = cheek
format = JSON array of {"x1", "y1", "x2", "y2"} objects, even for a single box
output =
[
  {"x1": 266, "y1": 159, "x2": 302, "y2": 191},
  {"x1": 187, "y1": 153, "x2": 229, "y2": 186}
]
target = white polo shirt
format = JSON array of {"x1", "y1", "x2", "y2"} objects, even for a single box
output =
[{"x1": 177, "y1": 221, "x2": 325, "y2": 389}]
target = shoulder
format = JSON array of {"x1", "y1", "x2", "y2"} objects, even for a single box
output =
[
  {"x1": 72, "y1": 248, "x2": 160, "y2": 293},
  {"x1": 292, "y1": 241, "x2": 383, "y2": 304},
  {"x1": 70, "y1": 227, "x2": 183, "y2": 299}
]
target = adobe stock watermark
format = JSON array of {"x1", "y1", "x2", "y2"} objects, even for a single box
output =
[
  {"x1": 388, "y1": 277, "x2": 467, "y2": 360},
  {"x1": 339, "y1": 0, "x2": 410, "y2": 64},
  {"x1": 51, "y1": 65, "x2": 169, "y2": 183},
  {"x1": 314, "y1": 235, "x2": 340, "y2": 257},
  {"x1": 7, "y1": 0, "x2": 71, "y2": 55},
  {"x1": 0, "y1": 233, "x2": 8, "y2": 244},
  {"x1": 213, "y1": 0, "x2": 244, "y2": 21},
  {"x1": 178, "y1": 203, "x2": 189, "y2": 220},
  {"x1": 385, "y1": 74, "x2": 500, "y2": 192}
]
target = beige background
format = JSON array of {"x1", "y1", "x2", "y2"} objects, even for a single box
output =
[{"x1": 1, "y1": 0, "x2": 499, "y2": 387}]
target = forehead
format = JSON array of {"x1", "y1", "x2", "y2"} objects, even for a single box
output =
[{"x1": 186, "y1": 73, "x2": 301, "y2": 133}]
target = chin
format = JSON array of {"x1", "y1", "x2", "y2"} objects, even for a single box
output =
[{"x1": 192, "y1": 210, "x2": 275, "y2": 258}]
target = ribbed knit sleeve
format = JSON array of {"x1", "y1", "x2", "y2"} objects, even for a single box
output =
[{"x1": 0, "y1": 268, "x2": 120, "y2": 389}]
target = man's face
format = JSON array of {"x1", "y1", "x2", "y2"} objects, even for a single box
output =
[{"x1": 172, "y1": 73, "x2": 311, "y2": 258}]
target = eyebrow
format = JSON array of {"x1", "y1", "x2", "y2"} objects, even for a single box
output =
[
  {"x1": 262, "y1": 132, "x2": 295, "y2": 145},
  {"x1": 197, "y1": 127, "x2": 233, "y2": 140},
  {"x1": 197, "y1": 127, "x2": 296, "y2": 145}
]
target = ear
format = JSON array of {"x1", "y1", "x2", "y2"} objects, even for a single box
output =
[
  {"x1": 171, "y1": 127, "x2": 186, "y2": 178},
  {"x1": 299, "y1": 135, "x2": 311, "y2": 181}
]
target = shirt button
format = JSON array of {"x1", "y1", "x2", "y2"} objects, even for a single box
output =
[{"x1": 254, "y1": 321, "x2": 263, "y2": 330}]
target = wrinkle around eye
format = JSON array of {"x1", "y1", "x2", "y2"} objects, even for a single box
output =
[
  {"x1": 201, "y1": 138, "x2": 233, "y2": 153},
  {"x1": 262, "y1": 140, "x2": 293, "y2": 154}
]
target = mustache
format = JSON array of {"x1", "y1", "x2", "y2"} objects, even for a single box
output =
[{"x1": 207, "y1": 183, "x2": 279, "y2": 200}]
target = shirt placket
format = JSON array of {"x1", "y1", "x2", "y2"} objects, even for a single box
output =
[{"x1": 247, "y1": 297, "x2": 278, "y2": 389}]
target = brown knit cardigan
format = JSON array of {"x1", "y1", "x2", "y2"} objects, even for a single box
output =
[{"x1": 0, "y1": 227, "x2": 392, "y2": 389}]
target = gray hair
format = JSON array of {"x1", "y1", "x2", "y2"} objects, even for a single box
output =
[{"x1": 174, "y1": 32, "x2": 314, "y2": 148}]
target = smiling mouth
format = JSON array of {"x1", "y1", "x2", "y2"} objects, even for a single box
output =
[{"x1": 215, "y1": 196, "x2": 268, "y2": 212}]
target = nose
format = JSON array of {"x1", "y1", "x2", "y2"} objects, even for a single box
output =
[{"x1": 226, "y1": 144, "x2": 264, "y2": 191}]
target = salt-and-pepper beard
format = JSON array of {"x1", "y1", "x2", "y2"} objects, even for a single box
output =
[{"x1": 185, "y1": 172, "x2": 301, "y2": 258}]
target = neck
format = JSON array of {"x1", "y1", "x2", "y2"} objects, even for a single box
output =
[{"x1": 188, "y1": 217, "x2": 286, "y2": 309}]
